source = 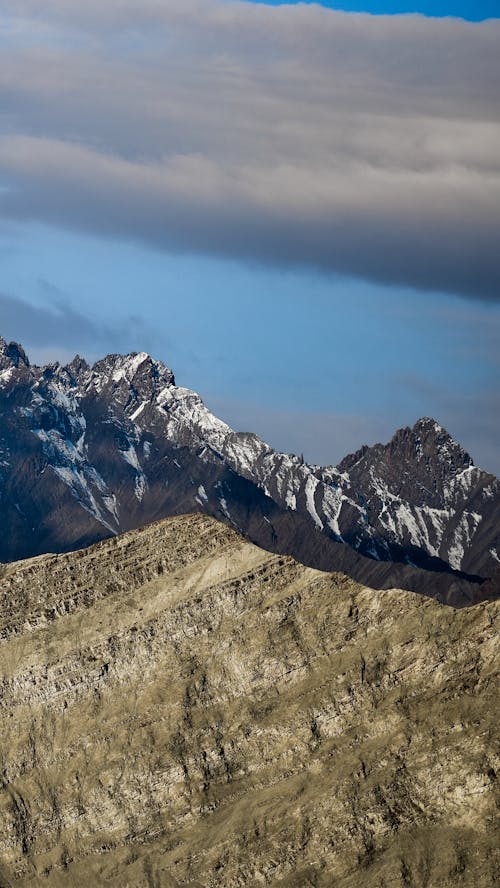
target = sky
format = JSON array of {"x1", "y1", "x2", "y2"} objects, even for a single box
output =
[
  {"x1": 251, "y1": 0, "x2": 499, "y2": 20},
  {"x1": 0, "y1": 0, "x2": 499, "y2": 474}
]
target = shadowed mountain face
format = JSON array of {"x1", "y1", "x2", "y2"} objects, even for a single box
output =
[
  {"x1": 0, "y1": 514, "x2": 498, "y2": 886},
  {"x1": 0, "y1": 336, "x2": 498, "y2": 605}
]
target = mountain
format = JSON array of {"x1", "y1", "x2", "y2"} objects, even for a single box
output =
[
  {"x1": 0, "y1": 513, "x2": 498, "y2": 886},
  {"x1": 334, "y1": 418, "x2": 498, "y2": 578},
  {"x1": 0, "y1": 336, "x2": 498, "y2": 605}
]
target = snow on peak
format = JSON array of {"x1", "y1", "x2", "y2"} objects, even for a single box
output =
[
  {"x1": 85, "y1": 351, "x2": 175, "y2": 393},
  {"x1": 413, "y1": 417, "x2": 444, "y2": 434},
  {"x1": 109, "y1": 351, "x2": 174, "y2": 385},
  {"x1": 111, "y1": 352, "x2": 150, "y2": 383},
  {"x1": 0, "y1": 367, "x2": 14, "y2": 386}
]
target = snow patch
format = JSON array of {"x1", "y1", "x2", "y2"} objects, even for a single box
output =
[
  {"x1": 413, "y1": 505, "x2": 450, "y2": 558},
  {"x1": 103, "y1": 494, "x2": 119, "y2": 522},
  {"x1": 156, "y1": 385, "x2": 231, "y2": 454},
  {"x1": 135, "y1": 473, "x2": 148, "y2": 502},
  {"x1": 121, "y1": 443, "x2": 141, "y2": 472},
  {"x1": 448, "y1": 511, "x2": 482, "y2": 570},
  {"x1": 322, "y1": 487, "x2": 349, "y2": 540},
  {"x1": 51, "y1": 465, "x2": 116, "y2": 533},
  {"x1": 35, "y1": 429, "x2": 82, "y2": 465},
  {"x1": 0, "y1": 367, "x2": 13, "y2": 385},
  {"x1": 483, "y1": 483, "x2": 496, "y2": 501},
  {"x1": 119, "y1": 442, "x2": 147, "y2": 500},
  {"x1": 112, "y1": 353, "x2": 149, "y2": 383},
  {"x1": 444, "y1": 466, "x2": 479, "y2": 507},
  {"x1": 47, "y1": 384, "x2": 75, "y2": 412},
  {"x1": 130, "y1": 401, "x2": 147, "y2": 421},
  {"x1": 305, "y1": 475, "x2": 323, "y2": 530}
]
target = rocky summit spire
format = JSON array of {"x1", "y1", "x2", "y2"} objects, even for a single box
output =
[
  {"x1": 0, "y1": 337, "x2": 30, "y2": 371},
  {"x1": 403, "y1": 417, "x2": 473, "y2": 470},
  {"x1": 66, "y1": 354, "x2": 90, "y2": 378}
]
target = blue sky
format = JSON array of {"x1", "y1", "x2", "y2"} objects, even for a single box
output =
[
  {"x1": 1, "y1": 0, "x2": 499, "y2": 472},
  {"x1": 250, "y1": 0, "x2": 499, "y2": 21}
]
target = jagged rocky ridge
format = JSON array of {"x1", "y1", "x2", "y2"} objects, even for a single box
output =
[
  {"x1": 0, "y1": 336, "x2": 498, "y2": 605},
  {"x1": 0, "y1": 514, "x2": 498, "y2": 886}
]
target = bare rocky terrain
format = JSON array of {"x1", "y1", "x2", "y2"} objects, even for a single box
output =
[{"x1": 0, "y1": 514, "x2": 498, "y2": 887}]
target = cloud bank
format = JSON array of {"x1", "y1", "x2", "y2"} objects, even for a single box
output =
[
  {"x1": 0, "y1": 290, "x2": 160, "y2": 363},
  {"x1": 1, "y1": 0, "x2": 499, "y2": 298}
]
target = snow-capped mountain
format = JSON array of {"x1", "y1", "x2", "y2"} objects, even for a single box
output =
[{"x1": 0, "y1": 337, "x2": 498, "y2": 605}]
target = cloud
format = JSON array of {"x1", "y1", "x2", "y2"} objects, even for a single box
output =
[
  {"x1": 0, "y1": 290, "x2": 99, "y2": 351},
  {"x1": 0, "y1": 1, "x2": 499, "y2": 298},
  {"x1": 0, "y1": 290, "x2": 161, "y2": 363}
]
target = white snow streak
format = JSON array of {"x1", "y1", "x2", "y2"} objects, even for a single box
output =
[
  {"x1": 121, "y1": 443, "x2": 141, "y2": 471},
  {"x1": 305, "y1": 475, "x2": 323, "y2": 529},
  {"x1": 0, "y1": 367, "x2": 13, "y2": 384},
  {"x1": 448, "y1": 511, "x2": 482, "y2": 570},
  {"x1": 112, "y1": 353, "x2": 148, "y2": 383},
  {"x1": 130, "y1": 401, "x2": 147, "y2": 421}
]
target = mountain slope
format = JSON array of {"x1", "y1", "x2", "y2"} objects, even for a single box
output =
[
  {"x1": 335, "y1": 418, "x2": 499, "y2": 578},
  {"x1": 0, "y1": 336, "x2": 498, "y2": 605},
  {"x1": 0, "y1": 514, "x2": 498, "y2": 886}
]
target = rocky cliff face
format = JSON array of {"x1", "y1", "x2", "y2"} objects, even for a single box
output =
[
  {"x1": 0, "y1": 336, "x2": 498, "y2": 605},
  {"x1": 336, "y1": 418, "x2": 499, "y2": 578},
  {"x1": 0, "y1": 514, "x2": 498, "y2": 886}
]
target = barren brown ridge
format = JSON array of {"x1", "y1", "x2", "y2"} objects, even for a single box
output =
[{"x1": 0, "y1": 514, "x2": 498, "y2": 886}]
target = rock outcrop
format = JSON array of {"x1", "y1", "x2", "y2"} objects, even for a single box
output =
[{"x1": 0, "y1": 514, "x2": 498, "y2": 886}]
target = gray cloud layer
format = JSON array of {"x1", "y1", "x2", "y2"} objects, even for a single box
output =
[
  {"x1": 1, "y1": 1, "x2": 499, "y2": 297},
  {"x1": 0, "y1": 290, "x2": 160, "y2": 363}
]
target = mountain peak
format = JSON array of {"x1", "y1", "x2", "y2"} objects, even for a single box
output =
[
  {"x1": 337, "y1": 418, "x2": 473, "y2": 476},
  {"x1": 414, "y1": 418, "x2": 473, "y2": 465},
  {"x1": 63, "y1": 354, "x2": 90, "y2": 385},
  {"x1": 412, "y1": 416, "x2": 444, "y2": 435},
  {"x1": 90, "y1": 351, "x2": 175, "y2": 387},
  {"x1": 0, "y1": 336, "x2": 30, "y2": 371},
  {"x1": 387, "y1": 417, "x2": 473, "y2": 472}
]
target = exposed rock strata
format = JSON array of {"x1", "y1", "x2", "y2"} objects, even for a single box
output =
[{"x1": 0, "y1": 514, "x2": 498, "y2": 886}]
